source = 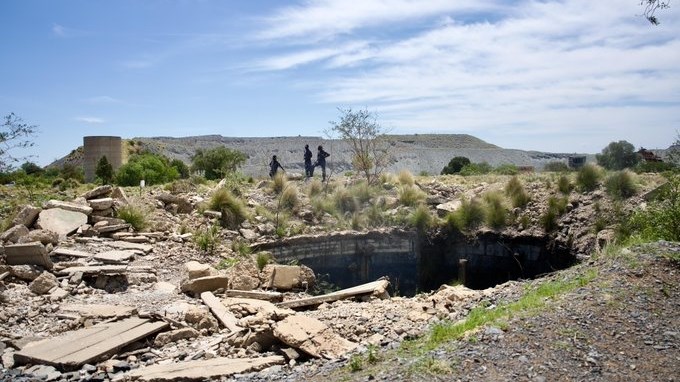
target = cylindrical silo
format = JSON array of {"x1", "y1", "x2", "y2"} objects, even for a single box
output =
[{"x1": 83, "y1": 136, "x2": 123, "y2": 183}]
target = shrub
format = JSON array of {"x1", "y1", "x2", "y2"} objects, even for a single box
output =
[
  {"x1": 398, "y1": 169, "x2": 415, "y2": 186},
  {"x1": 307, "y1": 178, "x2": 323, "y2": 197},
  {"x1": 494, "y1": 164, "x2": 519, "y2": 175},
  {"x1": 191, "y1": 147, "x2": 246, "y2": 180},
  {"x1": 231, "y1": 238, "x2": 252, "y2": 255},
  {"x1": 505, "y1": 176, "x2": 530, "y2": 208},
  {"x1": 256, "y1": 252, "x2": 273, "y2": 271},
  {"x1": 557, "y1": 175, "x2": 573, "y2": 195},
  {"x1": 165, "y1": 179, "x2": 195, "y2": 194},
  {"x1": 398, "y1": 185, "x2": 425, "y2": 207},
  {"x1": 459, "y1": 162, "x2": 492, "y2": 176},
  {"x1": 620, "y1": 173, "x2": 680, "y2": 241},
  {"x1": 634, "y1": 161, "x2": 676, "y2": 173},
  {"x1": 483, "y1": 192, "x2": 507, "y2": 229},
  {"x1": 95, "y1": 156, "x2": 113, "y2": 185},
  {"x1": 116, "y1": 204, "x2": 147, "y2": 231},
  {"x1": 447, "y1": 198, "x2": 485, "y2": 231},
  {"x1": 333, "y1": 187, "x2": 359, "y2": 214},
  {"x1": 576, "y1": 163, "x2": 602, "y2": 192},
  {"x1": 605, "y1": 170, "x2": 637, "y2": 199},
  {"x1": 441, "y1": 156, "x2": 471, "y2": 175},
  {"x1": 194, "y1": 225, "x2": 219, "y2": 254},
  {"x1": 366, "y1": 203, "x2": 388, "y2": 227},
  {"x1": 596, "y1": 140, "x2": 639, "y2": 170},
  {"x1": 170, "y1": 159, "x2": 190, "y2": 179},
  {"x1": 544, "y1": 161, "x2": 570, "y2": 172},
  {"x1": 115, "y1": 153, "x2": 179, "y2": 186},
  {"x1": 540, "y1": 196, "x2": 569, "y2": 232},
  {"x1": 210, "y1": 188, "x2": 248, "y2": 229},
  {"x1": 409, "y1": 204, "x2": 433, "y2": 231},
  {"x1": 351, "y1": 212, "x2": 366, "y2": 230},
  {"x1": 349, "y1": 181, "x2": 375, "y2": 204},
  {"x1": 279, "y1": 184, "x2": 299, "y2": 210}
]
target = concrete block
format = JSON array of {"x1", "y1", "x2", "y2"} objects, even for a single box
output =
[{"x1": 4, "y1": 242, "x2": 53, "y2": 269}]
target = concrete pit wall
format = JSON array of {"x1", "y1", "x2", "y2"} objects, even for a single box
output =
[
  {"x1": 83, "y1": 136, "x2": 123, "y2": 183},
  {"x1": 257, "y1": 229, "x2": 575, "y2": 296}
]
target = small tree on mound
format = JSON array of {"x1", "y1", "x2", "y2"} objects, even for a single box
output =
[
  {"x1": 596, "y1": 140, "x2": 640, "y2": 170},
  {"x1": 441, "y1": 156, "x2": 470, "y2": 175},
  {"x1": 95, "y1": 155, "x2": 113, "y2": 185}
]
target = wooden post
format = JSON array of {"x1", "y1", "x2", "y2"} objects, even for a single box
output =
[{"x1": 458, "y1": 259, "x2": 468, "y2": 286}]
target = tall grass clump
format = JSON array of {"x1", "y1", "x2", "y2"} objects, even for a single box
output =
[
  {"x1": 544, "y1": 161, "x2": 570, "y2": 172},
  {"x1": 349, "y1": 181, "x2": 375, "y2": 204},
  {"x1": 210, "y1": 188, "x2": 248, "y2": 229},
  {"x1": 540, "y1": 196, "x2": 568, "y2": 232},
  {"x1": 446, "y1": 198, "x2": 485, "y2": 231},
  {"x1": 398, "y1": 185, "x2": 425, "y2": 207},
  {"x1": 307, "y1": 178, "x2": 323, "y2": 197},
  {"x1": 605, "y1": 170, "x2": 637, "y2": 199},
  {"x1": 279, "y1": 185, "x2": 299, "y2": 210},
  {"x1": 409, "y1": 204, "x2": 433, "y2": 232},
  {"x1": 619, "y1": 173, "x2": 680, "y2": 241},
  {"x1": 271, "y1": 172, "x2": 287, "y2": 194},
  {"x1": 334, "y1": 187, "x2": 360, "y2": 214},
  {"x1": 116, "y1": 204, "x2": 148, "y2": 231},
  {"x1": 576, "y1": 163, "x2": 602, "y2": 192},
  {"x1": 194, "y1": 225, "x2": 219, "y2": 254},
  {"x1": 557, "y1": 175, "x2": 573, "y2": 195},
  {"x1": 505, "y1": 176, "x2": 530, "y2": 208},
  {"x1": 483, "y1": 192, "x2": 507, "y2": 229},
  {"x1": 398, "y1": 169, "x2": 415, "y2": 186},
  {"x1": 256, "y1": 252, "x2": 273, "y2": 271}
]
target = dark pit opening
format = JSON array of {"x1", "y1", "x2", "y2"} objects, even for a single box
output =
[{"x1": 259, "y1": 230, "x2": 576, "y2": 297}]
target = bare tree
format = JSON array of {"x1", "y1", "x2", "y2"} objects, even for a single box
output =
[
  {"x1": 1, "y1": 113, "x2": 38, "y2": 172},
  {"x1": 640, "y1": 0, "x2": 671, "y2": 25},
  {"x1": 328, "y1": 108, "x2": 390, "y2": 184}
]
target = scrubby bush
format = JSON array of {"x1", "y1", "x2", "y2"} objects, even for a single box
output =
[
  {"x1": 605, "y1": 170, "x2": 637, "y2": 199},
  {"x1": 398, "y1": 185, "x2": 425, "y2": 207},
  {"x1": 459, "y1": 162, "x2": 492, "y2": 176},
  {"x1": 256, "y1": 252, "x2": 273, "y2": 271},
  {"x1": 115, "y1": 153, "x2": 179, "y2": 186},
  {"x1": 557, "y1": 175, "x2": 573, "y2": 195},
  {"x1": 165, "y1": 179, "x2": 196, "y2": 194},
  {"x1": 170, "y1": 159, "x2": 190, "y2": 179},
  {"x1": 596, "y1": 140, "x2": 639, "y2": 170},
  {"x1": 334, "y1": 187, "x2": 359, "y2": 214},
  {"x1": 194, "y1": 225, "x2": 220, "y2": 254},
  {"x1": 116, "y1": 204, "x2": 148, "y2": 231},
  {"x1": 349, "y1": 181, "x2": 375, "y2": 204},
  {"x1": 398, "y1": 169, "x2": 415, "y2": 186},
  {"x1": 540, "y1": 196, "x2": 569, "y2": 232},
  {"x1": 544, "y1": 161, "x2": 570, "y2": 172},
  {"x1": 505, "y1": 176, "x2": 530, "y2": 208},
  {"x1": 621, "y1": 173, "x2": 680, "y2": 241},
  {"x1": 483, "y1": 192, "x2": 507, "y2": 229},
  {"x1": 271, "y1": 172, "x2": 287, "y2": 194},
  {"x1": 441, "y1": 156, "x2": 471, "y2": 175},
  {"x1": 447, "y1": 198, "x2": 485, "y2": 231},
  {"x1": 210, "y1": 188, "x2": 248, "y2": 229},
  {"x1": 576, "y1": 163, "x2": 602, "y2": 192},
  {"x1": 634, "y1": 161, "x2": 676, "y2": 173},
  {"x1": 191, "y1": 147, "x2": 246, "y2": 180},
  {"x1": 494, "y1": 164, "x2": 519, "y2": 175},
  {"x1": 409, "y1": 204, "x2": 433, "y2": 232},
  {"x1": 307, "y1": 178, "x2": 323, "y2": 197},
  {"x1": 279, "y1": 184, "x2": 299, "y2": 210},
  {"x1": 95, "y1": 156, "x2": 113, "y2": 185}
]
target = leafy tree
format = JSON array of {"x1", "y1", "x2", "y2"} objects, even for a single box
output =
[
  {"x1": 596, "y1": 140, "x2": 640, "y2": 170},
  {"x1": 20, "y1": 161, "x2": 43, "y2": 175},
  {"x1": 459, "y1": 162, "x2": 492, "y2": 176},
  {"x1": 170, "y1": 159, "x2": 190, "y2": 179},
  {"x1": 441, "y1": 156, "x2": 470, "y2": 175},
  {"x1": 60, "y1": 163, "x2": 84, "y2": 182},
  {"x1": 328, "y1": 108, "x2": 390, "y2": 184},
  {"x1": 115, "y1": 153, "x2": 179, "y2": 186},
  {"x1": 191, "y1": 147, "x2": 246, "y2": 180},
  {"x1": 95, "y1": 155, "x2": 114, "y2": 185},
  {"x1": 1, "y1": 113, "x2": 38, "y2": 172}
]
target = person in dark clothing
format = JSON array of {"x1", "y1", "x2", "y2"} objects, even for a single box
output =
[
  {"x1": 303, "y1": 144, "x2": 313, "y2": 178},
  {"x1": 269, "y1": 155, "x2": 285, "y2": 178},
  {"x1": 314, "y1": 145, "x2": 330, "y2": 181}
]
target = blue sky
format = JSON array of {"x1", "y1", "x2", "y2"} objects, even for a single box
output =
[{"x1": 1, "y1": 0, "x2": 679, "y2": 166}]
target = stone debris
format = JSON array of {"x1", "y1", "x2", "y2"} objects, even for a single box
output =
[
  {"x1": 28, "y1": 271, "x2": 59, "y2": 295},
  {"x1": 4, "y1": 241, "x2": 53, "y2": 269},
  {"x1": 126, "y1": 355, "x2": 285, "y2": 381},
  {"x1": 35, "y1": 208, "x2": 89, "y2": 238},
  {"x1": 0, "y1": 224, "x2": 30, "y2": 243},
  {"x1": 12, "y1": 205, "x2": 42, "y2": 227},
  {"x1": 44, "y1": 200, "x2": 93, "y2": 215},
  {"x1": 180, "y1": 275, "x2": 230, "y2": 294},
  {"x1": 261, "y1": 264, "x2": 316, "y2": 291},
  {"x1": 273, "y1": 315, "x2": 357, "y2": 359}
]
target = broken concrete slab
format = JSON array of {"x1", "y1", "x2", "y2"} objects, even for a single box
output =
[
  {"x1": 51, "y1": 247, "x2": 91, "y2": 259},
  {"x1": 60, "y1": 304, "x2": 137, "y2": 319},
  {"x1": 200, "y1": 292, "x2": 242, "y2": 333},
  {"x1": 14, "y1": 316, "x2": 168, "y2": 370},
  {"x1": 35, "y1": 208, "x2": 88, "y2": 238},
  {"x1": 92, "y1": 250, "x2": 136, "y2": 264},
  {"x1": 180, "y1": 275, "x2": 230, "y2": 294},
  {"x1": 105, "y1": 241, "x2": 153, "y2": 254},
  {"x1": 4, "y1": 242, "x2": 53, "y2": 269},
  {"x1": 56, "y1": 265, "x2": 154, "y2": 276},
  {"x1": 154, "y1": 327, "x2": 200, "y2": 347},
  {"x1": 88, "y1": 198, "x2": 114, "y2": 210},
  {"x1": 29, "y1": 272, "x2": 59, "y2": 295},
  {"x1": 12, "y1": 205, "x2": 42, "y2": 228},
  {"x1": 96, "y1": 223, "x2": 132, "y2": 234},
  {"x1": 44, "y1": 200, "x2": 93, "y2": 215},
  {"x1": 18, "y1": 229, "x2": 59, "y2": 246},
  {"x1": 262, "y1": 264, "x2": 315, "y2": 291},
  {"x1": 273, "y1": 315, "x2": 357, "y2": 359},
  {"x1": 82, "y1": 185, "x2": 112, "y2": 200},
  {"x1": 126, "y1": 355, "x2": 285, "y2": 381},
  {"x1": 224, "y1": 290, "x2": 283, "y2": 302},
  {"x1": 0, "y1": 224, "x2": 29, "y2": 244},
  {"x1": 184, "y1": 261, "x2": 216, "y2": 280},
  {"x1": 277, "y1": 279, "x2": 390, "y2": 309}
]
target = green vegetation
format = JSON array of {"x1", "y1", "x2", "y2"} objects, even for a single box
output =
[
  {"x1": 540, "y1": 196, "x2": 569, "y2": 232},
  {"x1": 210, "y1": 188, "x2": 248, "y2": 229},
  {"x1": 279, "y1": 184, "x2": 299, "y2": 211},
  {"x1": 170, "y1": 159, "x2": 190, "y2": 179},
  {"x1": 596, "y1": 140, "x2": 640, "y2": 170},
  {"x1": 576, "y1": 163, "x2": 602, "y2": 192},
  {"x1": 191, "y1": 147, "x2": 246, "y2": 180},
  {"x1": 604, "y1": 170, "x2": 637, "y2": 199},
  {"x1": 620, "y1": 173, "x2": 680, "y2": 241},
  {"x1": 256, "y1": 252, "x2": 273, "y2": 271},
  {"x1": 1, "y1": 113, "x2": 38, "y2": 173},
  {"x1": 446, "y1": 198, "x2": 485, "y2": 231},
  {"x1": 95, "y1": 156, "x2": 114, "y2": 185},
  {"x1": 116, "y1": 204, "x2": 148, "y2": 231},
  {"x1": 398, "y1": 185, "x2": 425, "y2": 207},
  {"x1": 115, "y1": 153, "x2": 179, "y2": 186},
  {"x1": 441, "y1": 156, "x2": 470, "y2": 175},
  {"x1": 493, "y1": 163, "x2": 519, "y2": 175},
  {"x1": 307, "y1": 178, "x2": 323, "y2": 197},
  {"x1": 482, "y1": 192, "x2": 507, "y2": 229},
  {"x1": 557, "y1": 174, "x2": 573, "y2": 194},
  {"x1": 409, "y1": 204, "x2": 434, "y2": 232},
  {"x1": 271, "y1": 172, "x2": 287, "y2": 194},
  {"x1": 398, "y1": 169, "x2": 415, "y2": 186},
  {"x1": 544, "y1": 161, "x2": 570, "y2": 172},
  {"x1": 459, "y1": 162, "x2": 492, "y2": 176},
  {"x1": 194, "y1": 225, "x2": 220, "y2": 254},
  {"x1": 505, "y1": 176, "x2": 530, "y2": 208}
]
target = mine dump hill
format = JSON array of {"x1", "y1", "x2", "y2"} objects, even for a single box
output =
[
  {"x1": 138, "y1": 134, "x2": 585, "y2": 177},
  {"x1": 53, "y1": 134, "x2": 588, "y2": 177}
]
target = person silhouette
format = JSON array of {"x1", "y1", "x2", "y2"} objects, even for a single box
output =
[
  {"x1": 303, "y1": 144, "x2": 313, "y2": 178},
  {"x1": 269, "y1": 155, "x2": 285, "y2": 178},
  {"x1": 315, "y1": 145, "x2": 330, "y2": 181}
]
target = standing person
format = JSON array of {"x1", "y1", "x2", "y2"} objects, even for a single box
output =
[
  {"x1": 269, "y1": 155, "x2": 285, "y2": 178},
  {"x1": 303, "y1": 144, "x2": 313, "y2": 178},
  {"x1": 315, "y1": 145, "x2": 330, "y2": 181}
]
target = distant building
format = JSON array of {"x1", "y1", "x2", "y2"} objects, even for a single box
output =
[
  {"x1": 568, "y1": 155, "x2": 586, "y2": 169},
  {"x1": 637, "y1": 148, "x2": 663, "y2": 162},
  {"x1": 83, "y1": 136, "x2": 124, "y2": 183}
]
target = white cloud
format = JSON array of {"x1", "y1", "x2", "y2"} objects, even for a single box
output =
[
  {"x1": 75, "y1": 116, "x2": 106, "y2": 124},
  {"x1": 51, "y1": 23, "x2": 66, "y2": 37},
  {"x1": 84, "y1": 96, "x2": 124, "y2": 104},
  {"x1": 252, "y1": 0, "x2": 680, "y2": 151}
]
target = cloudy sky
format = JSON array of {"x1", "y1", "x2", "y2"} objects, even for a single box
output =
[{"x1": 1, "y1": 0, "x2": 679, "y2": 166}]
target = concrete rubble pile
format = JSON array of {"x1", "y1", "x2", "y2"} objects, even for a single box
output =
[{"x1": 0, "y1": 184, "x2": 506, "y2": 381}]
